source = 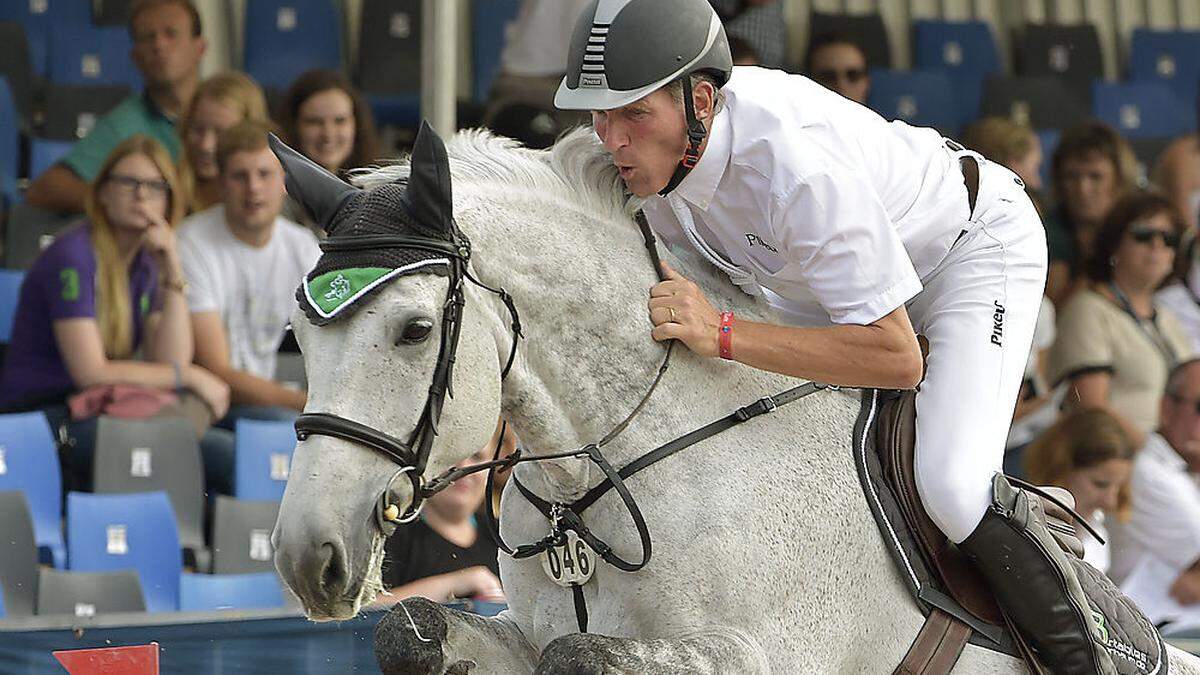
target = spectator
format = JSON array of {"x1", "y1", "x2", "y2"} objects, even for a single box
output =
[
  {"x1": 1005, "y1": 296, "x2": 1063, "y2": 474},
  {"x1": 178, "y1": 72, "x2": 270, "y2": 214},
  {"x1": 177, "y1": 121, "x2": 320, "y2": 494},
  {"x1": 804, "y1": 31, "x2": 870, "y2": 105},
  {"x1": 961, "y1": 116, "x2": 1044, "y2": 193},
  {"x1": 1023, "y1": 409, "x2": 1135, "y2": 573},
  {"x1": 1159, "y1": 239, "x2": 1200, "y2": 354},
  {"x1": 25, "y1": 0, "x2": 207, "y2": 214},
  {"x1": 1050, "y1": 190, "x2": 1192, "y2": 448},
  {"x1": 278, "y1": 70, "x2": 380, "y2": 177},
  {"x1": 0, "y1": 136, "x2": 229, "y2": 489},
  {"x1": 374, "y1": 445, "x2": 504, "y2": 606},
  {"x1": 1044, "y1": 121, "x2": 1140, "y2": 305},
  {"x1": 1108, "y1": 360, "x2": 1200, "y2": 625},
  {"x1": 1150, "y1": 100, "x2": 1200, "y2": 234},
  {"x1": 709, "y1": 0, "x2": 785, "y2": 70}
]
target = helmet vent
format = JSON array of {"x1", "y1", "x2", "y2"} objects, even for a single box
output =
[{"x1": 581, "y1": 23, "x2": 610, "y2": 74}]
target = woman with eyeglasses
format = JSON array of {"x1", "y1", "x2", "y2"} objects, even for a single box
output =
[
  {"x1": 1050, "y1": 190, "x2": 1193, "y2": 449},
  {"x1": 0, "y1": 135, "x2": 230, "y2": 489}
]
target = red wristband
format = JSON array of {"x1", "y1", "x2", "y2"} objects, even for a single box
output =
[{"x1": 719, "y1": 311, "x2": 734, "y2": 360}]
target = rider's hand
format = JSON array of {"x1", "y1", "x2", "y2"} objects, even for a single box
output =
[
  {"x1": 183, "y1": 365, "x2": 231, "y2": 419},
  {"x1": 449, "y1": 566, "x2": 505, "y2": 601},
  {"x1": 648, "y1": 262, "x2": 721, "y2": 357}
]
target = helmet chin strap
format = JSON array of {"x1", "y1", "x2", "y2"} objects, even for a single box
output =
[{"x1": 659, "y1": 75, "x2": 709, "y2": 196}]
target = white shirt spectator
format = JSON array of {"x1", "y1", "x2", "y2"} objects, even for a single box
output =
[
  {"x1": 500, "y1": 0, "x2": 594, "y2": 77},
  {"x1": 178, "y1": 205, "x2": 320, "y2": 379},
  {"x1": 1156, "y1": 264, "x2": 1200, "y2": 355},
  {"x1": 642, "y1": 67, "x2": 972, "y2": 326},
  {"x1": 1083, "y1": 515, "x2": 1109, "y2": 575},
  {"x1": 1108, "y1": 432, "x2": 1200, "y2": 589}
]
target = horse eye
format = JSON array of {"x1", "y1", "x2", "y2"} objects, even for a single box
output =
[{"x1": 397, "y1": 317, "x2": 434, "y2": 345}]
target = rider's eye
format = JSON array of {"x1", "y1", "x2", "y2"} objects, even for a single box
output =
[{"x1": 397, "y1": 317, "x2": 434, "y2": 345}]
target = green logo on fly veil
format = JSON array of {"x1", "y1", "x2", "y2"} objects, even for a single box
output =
[{"x1": 307, "y1": 267, "x2": 395, "y2": 316}]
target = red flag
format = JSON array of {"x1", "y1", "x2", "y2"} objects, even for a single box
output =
[{"x1": 52, "y1": 643, "x2": 158, "y2": 675}]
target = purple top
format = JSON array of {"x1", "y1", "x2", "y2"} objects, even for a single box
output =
[{"x1": 0, "y1": 224, "x2": 161, "y2": 409}]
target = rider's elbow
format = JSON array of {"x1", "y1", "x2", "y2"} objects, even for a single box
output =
[{"x1": 890, "y1": 344, "x2": 924, "y2": 390}]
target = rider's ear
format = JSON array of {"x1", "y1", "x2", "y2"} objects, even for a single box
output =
[
  {"x1": 268, "y1": 133, "x2": 359, "y2": 233},
  {"x1": 408, "y1": 120, "x2": 455, "y2": 238}
]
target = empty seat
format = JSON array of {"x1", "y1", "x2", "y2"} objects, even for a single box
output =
[
  {"x1": 273, "y1": 350, "x2": 307, "y2": 391},
  {"x1": 1092, "y1": 81, "x2": 1193, "y2": 140},
  {"x1": 0, "y1": 77, "x2": 17, "y2": 206},
  {"x1": 3, "y1": 203, "x2": 79, "y2": 270},
  {"x1": 471, "y1": 0, "x2": 521, "y2": 103},
  {"x1": 0, "y1": 269, "x2": 24, "y2": 343},
  {"x1": 234, "y1": 419, "x2": 296, "y2": 501},
  {"x1": 867, "y1": 69, "x2": 962, "y2": 134},
  {"x1": 39, "y1": 83, "x2": 131, "y2": 141},
  {"x1": 67, "y1": 491, "x2": 182, "y2": 613},
  {"x1": 36, "y1": 568, "x2": 145, "y2": 617},
  {"x1": 179, "y1": 571, "x2": 285, "y2": 611},
  {"x1": 0, "y1": 491, "x2": 39, "y2": 617},
  {"x1": 94, "y1": 0, "x2": 134, "y2": 26},
  {"x1": 29, "y1": 138, "x2": 74, "y2": 179},
  {"x1": 912, "y1": 20, "x2": 1001, "y2": 124},
  {"x1": 243, "y1": 0, "x2": 343, "y2": 90},
  {"x1": 980, "y1": 75, "x2": 1089, "y2": 131},
  {"x1": 48, "y1": 24, "x2": 140, "y2": 90},
  {"x1": 1130, "y1": 28, "x2": 1200, "y2": 112},
  {"x1": 0, "y1": 410, "x2": 65, "y2": 567},
  {"x1": 0, "y1": 22, "x2": 34, "y2": 125},
  {"x1": 807, "y1": 11, "x2": 892, "y2": 69},
  {"x1": 93, "y1": 416, "x2": 207, "y2": 569},
  {"x1": 1014, "y1": 23, "x2": 1103, "y2": 102},
  {"x1": 0, "y1": 0, "x2": 91, "y2": 76},
  {"x1": 212, "y1": 496, "x2": 280, "y2": 574},
  {"x1": 357, "y1": 0, "x2": 421, "y2": 126}
]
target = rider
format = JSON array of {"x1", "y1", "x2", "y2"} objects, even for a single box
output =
[{"x1": 555, "y1": 1, "x2": 1107, "y2": 672}]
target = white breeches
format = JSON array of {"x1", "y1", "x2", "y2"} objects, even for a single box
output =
[{"x1": 905, "y1": 158, "x2": 1048, "y2": 544}]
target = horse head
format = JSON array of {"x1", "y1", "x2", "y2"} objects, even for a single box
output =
[{"x1": 270, "y1": 123, "x2": 504, "y2": 620}]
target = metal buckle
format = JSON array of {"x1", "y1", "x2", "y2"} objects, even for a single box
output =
[{"x1": 379, "y1": 465, "x2": 423, "y2": 527}]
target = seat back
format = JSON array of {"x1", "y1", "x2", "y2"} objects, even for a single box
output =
[
  {"x1": 981, "y1": 75, "x2": 1088, "y2": 130},
  {"x1": 807, "y1": 11, "x2": 892, "y2": 69},
  {"x1": 0, "y1": 491, "x2": 39, "y2": 616},
  {"x1": 29, "y1": 138, "x2": 74, "y2": 179},
  {"x1": 471, "y1": 0, "x2": 520, "y2": 103},
  {"x1": 357, "y1": 0, "x2": 421, "y2": 95},
  {"x1": 0, "y1": 269, "x2": 23, "y2": 343},
  {"x1": 212, "y1": 496, "x2": 280, "y2": 574},
  {"x1": 912, "y1": 20, "x2": 1001, "y2": 123},
  {"x1": 3, "y1": 203, "x2": 79, "y2": 270},
  {"x1": 93, "y1": 416, "x2": 206, "y2": 561},
  {"x1": 0, "y1": 411, "x2": 65, "y2": 567},
  {"x1": 234, "y1": 418, "x2": 296, "y2": 501},
  {"x1": 1015, "y1": 23, "x2": 1103, "y2": 102},
  {"x1": 1036, "y1": 128, "x2": 1060, "y2": 192},
  {"x1": 39, "y1": 82, "x2": 130, "y2": 141},
  {"x1": 243, "y1": 0, "x2": 343, "y2": 90},
  {"x1": 67, "y1": 491, "x2": 181, "y2": 612},
  {"x1": 0, "y1": 0, "x2": 91, "y2": 76},
  {"x1": 94, "y1": 0, "x2": 134, "y2": 26},
  {"x1": 1130, "y1": 29, "x2": 1200, "y2": 111},
  {"x1": 1092, "y1": 80, "x2": 1194, "y2": 140},
  {"x1": 48, "y1": 24, "x2": 140, "y2": 89},
  {"x1": 867, "y1": 69, "x2": 963, "y2": 134},
  {"x1": 0, "y1": 76, "x2": 18, "y2": 206},
  {"x1": 179, "y1": 571, "x2": 285, "y2": 611},
  {"x1": 37, "y1": 568, "x2": 146, "y2": 617}
]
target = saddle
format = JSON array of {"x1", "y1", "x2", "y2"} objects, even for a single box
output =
[{"x1": 857, "y1": 388, "x2": 1167, "y2": 675}]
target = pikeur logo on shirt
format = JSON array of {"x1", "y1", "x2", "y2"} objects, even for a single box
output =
[
  {"x1": 745, "y1": 233, "x2": 779, "y2": 253},
  {"x1": 990, "y1": 300, "x2": 1005, "y2": 346},
  {"x1": 60, "y1": 268, "x2": 79, "y2": 301}
]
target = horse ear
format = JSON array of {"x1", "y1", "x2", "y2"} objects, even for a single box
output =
[
  {"x1": 268, "y1": 133, "x2": 359, "y2": 232},
  {"x1": 408, "y1": 120, "x2": 454, "y2": 236}
]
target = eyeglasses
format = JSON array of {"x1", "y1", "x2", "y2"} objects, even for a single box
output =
[
  {"x1": 1128, "y1": 225, "x2": 1179, "y2": 248},
  {"x1": 1167, "y1": 392, "x2": 1200, "y2": 415},
  {"x1": 106, "y1": 174, "x2": 171, "y2": 197},
  {"x1": 812, "y1": 68, "x2": 868, "y2": 87}
]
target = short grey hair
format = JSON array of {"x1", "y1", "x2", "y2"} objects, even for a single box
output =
[{"x1": 665, "y1": 73, "x2": 726, "y2": 115}]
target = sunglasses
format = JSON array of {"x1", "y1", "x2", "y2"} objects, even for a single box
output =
[
  {"x1": 1128, "y1": 225, "x2": 1179, "y2": 249},
  {"x1": 812, "y1": 68, "x2": 867, "y2": 87}
]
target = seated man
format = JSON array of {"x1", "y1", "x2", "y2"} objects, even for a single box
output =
[
  {"x1": 1110, "y1": 359, "x2": 1200, "y2": 627},
  {"x1": 177, "y1": 121, "x2": 320, "y2": 493},
  {"x1": 25, "y1": 0, "x2": 207, "y2": 213}
]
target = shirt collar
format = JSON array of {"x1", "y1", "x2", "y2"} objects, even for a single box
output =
[
  {"x1": 1146, "y1": 432, "x2": 1189, "y2": 472},
  {"x1": 673, "y1": 108, "x2": 731, "y2": 210}
]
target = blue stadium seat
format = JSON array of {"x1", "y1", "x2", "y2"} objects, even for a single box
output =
[
  {"x1": 67, "y1": 491, "x2": 182, "y2": 613},
  {"x1": 29, "y1": 139, "x2": 74, "y2": 181},
  {"x1": 1035, "y1": 129, "x2": 1059, "y2": 196},
  {"x1": 912, "y1": 21, "x2": 1001, "y2": 124},
  {"x1": 234, "y1": 419, "x2": 296, "y2": 501},
  {"x1": 867, "y1": 69, "x2": 963, "y2": 134},
  {"x1": 0, "y1": 411, "x2": 65, "y2": 568},
  {"x1": 179, "y1": 572, "x2": 285, "y2": 611},
  {"x1": 0, "y1": 0, "x2": 92, "y2": 76},
  {"x1": 472, "y1": 0, "x2": 520, "y2": 103},
  {"x1": 1130, "y1": 28, "x2": 1200, "y2": 110},
  {"x1": 1092, "y1": 80, "x2": 1194, "y2": 139},
  {"x1": 48, "y1": 24, "x2": 141, "y2": 90},
  {"x1": 0, "y1": 269, "x2": 26, "y2": 342},
  {"x1": 243, "y1": 0, "x2": 343, "y2": 90},
  {"x1": 0, "y1": 77, "x2": 17, "y2": 206}
]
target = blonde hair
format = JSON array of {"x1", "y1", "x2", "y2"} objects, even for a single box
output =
[
  {"x1": 85, "y1": 135, "x2": 184, "y2": 358},
  {"x1": 961, "y1": 116, "x2": 1037, "y2": 169},
  {"x1": 1024, "y1": 409, "x2": 1137, "y2": 522},
  {"x1": 178, "y1": 72, "x2": 270, "y2": 212}
]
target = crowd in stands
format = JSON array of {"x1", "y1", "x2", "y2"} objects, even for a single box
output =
[{"x1": 1, "y1": 0, "x2": 1200, "y2": 632}]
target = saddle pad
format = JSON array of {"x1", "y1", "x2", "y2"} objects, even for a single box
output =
[{"x1": 1075, "y1": 557, "x2": 1168, "y2": 674}]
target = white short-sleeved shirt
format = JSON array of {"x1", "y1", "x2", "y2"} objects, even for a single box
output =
[
  {"x1": 1108, "y1": 433, "x2": 1200, "y2": 587},
  {"x1": 178, "y1": 205, "x2": 321, "y2": 379},
  {"x1": 1156, "y1": 270, "x2": 1200, "y2": 355},
  {"x1": 499, "y1": 0, "x2": 594, "y2": 77},
  {"x1": 642, "y1": 66, "x2": 972, "y2": 326}
]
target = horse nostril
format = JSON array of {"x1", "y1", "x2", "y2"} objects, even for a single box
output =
[{"x1": 319, "y1": 541, "x2": 346, "y2": 594}]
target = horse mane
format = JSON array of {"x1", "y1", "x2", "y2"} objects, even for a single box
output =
[{"x1": 350, "y1": 127, "x2": 641, "y2": 226}]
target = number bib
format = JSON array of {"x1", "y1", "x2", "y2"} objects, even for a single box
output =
[{"x1": 541, "y1": 530, "x2": 596, "y2": 587}]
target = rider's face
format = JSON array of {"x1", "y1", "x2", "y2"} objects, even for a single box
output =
[{"x1": 592, "y1": 89, "x2": 690, "y2": 197}]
